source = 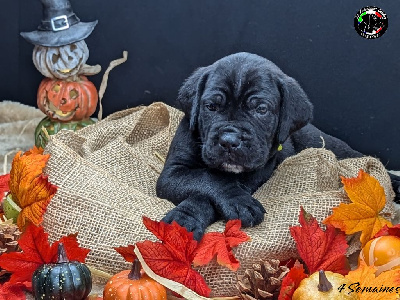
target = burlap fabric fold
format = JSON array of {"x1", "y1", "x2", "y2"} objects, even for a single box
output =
[{"x1": 42, "y1": 102, "x2": 395, "y2": 297}]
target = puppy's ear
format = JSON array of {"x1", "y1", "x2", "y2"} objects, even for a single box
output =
[
  {"x1": 277, "y1": 76, "x2": 313, "y2": 144},
  {"x1": 177, "y1": 67, "x2": 209, "y2": 131}
]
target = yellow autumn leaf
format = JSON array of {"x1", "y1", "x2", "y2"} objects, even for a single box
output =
[
  {"x1": 323, "y1": 169, "x2": 392, "y2": 247},
  {"x1": 345, "y1": 261, "x2": 400, "y2": 300},
  {"x1": 8, "y1": 149, "x2": 57, "y2": 229}
]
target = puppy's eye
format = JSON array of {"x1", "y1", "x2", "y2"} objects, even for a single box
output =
[
  {"x1": 256, "y1": 105, "x2": 268, "y2": 115},
  {"x1": 206, "y1": 103, "x2": 218, "y2": 111}
]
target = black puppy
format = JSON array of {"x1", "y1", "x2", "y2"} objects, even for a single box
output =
[{"x1": 156, "y1": 52, "x2": 400, "y2": 240}]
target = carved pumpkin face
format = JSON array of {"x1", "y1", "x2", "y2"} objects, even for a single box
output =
[
  {"x1": 37, "y1": 76, "x2": 98, "y2": 122},
  {"x1": 33, "y1": 40, "x2": 89, "y2": 79}
]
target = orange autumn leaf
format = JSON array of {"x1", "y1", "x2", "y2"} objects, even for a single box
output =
[
  {"x1": 9, "y1": 150, "x2": 57, "y2": 229},
  {"x1": 345, "y1": 261, "x2": 400, "y2": 300},
  {"x1": 23, "y1": 146, "x2": 44, "y2": 156},
  {"x1": 323, "y1": 169, "x2": 392, "y2": 247}
]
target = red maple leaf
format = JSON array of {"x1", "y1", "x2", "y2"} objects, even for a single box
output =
[
  {"x1": 58, "y1": 233, "x2": 91, "y2": 262},
  {"x1": 374, "y1": 224, "x2": 400, "y2": 238},
  {"x1": 278, "y1": 260, "x2": 308, "y2": 300},
  {"x1": 0, "y1": 224, "x2": 90, "y2": 286},
  {"x1": 224, "y1": 219, "x2": 251, "y2": 247},
  {"x1": 114, "y1": 245, "x2": 137, "y2": 262},
  {"x1": 0, "y1": 281, "x2": 27, "y2": 300},
  {"x1": 192, "y1": 220, "x2": 250, "y2": 271},
  {"x1": 135, "y1": 217, "x2": 211, "y2": 297},
  {"x1": 0, "y1": 174, "x2": 10, "y2": 199},
  {"x1": 290, "y1": 207, "x2": 350, "y2": 275}
]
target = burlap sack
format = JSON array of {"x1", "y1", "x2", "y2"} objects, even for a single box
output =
[{"x1": 42, "y1": 102, "x2": 395, "y2": 297}]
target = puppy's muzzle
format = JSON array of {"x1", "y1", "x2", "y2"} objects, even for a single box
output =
[{"x1": 218, "y1": 126, "x2": 242, "y2": 150}]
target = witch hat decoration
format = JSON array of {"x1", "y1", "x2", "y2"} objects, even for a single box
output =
[{"x1": 20, "y1": 0, "x2": 98, "y2": 47}]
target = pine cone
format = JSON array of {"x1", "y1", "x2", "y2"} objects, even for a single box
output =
[
  {"x1": 237, "y1": 259, "x2": 290, "y2": 300},
  {"x1": 0, "y1": 217, "x2": 21, "y2": 279}
]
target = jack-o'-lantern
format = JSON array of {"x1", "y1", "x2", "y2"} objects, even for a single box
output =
[
  {"x1": 35, "y1": 117, "x2": 95, "y2": 149},
  {"x1": 33, "y1": 40, "x2": 89, "y2": 80},
  {"x1": 37, "y1": 76, "x2": 98, "y2": 122}
]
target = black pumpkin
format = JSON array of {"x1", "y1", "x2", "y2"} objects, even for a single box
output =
[{"x1": 32, "y1": 243, "x2": 92, "y2": 300}]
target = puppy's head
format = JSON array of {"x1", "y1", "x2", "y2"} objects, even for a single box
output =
[{"x1": 177, "y1": 52, "x2": 313, "y2": 173}]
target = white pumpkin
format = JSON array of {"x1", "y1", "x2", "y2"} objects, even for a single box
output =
[{"x1": 32, "y1": 40, "x2": 89, "y2": 79}]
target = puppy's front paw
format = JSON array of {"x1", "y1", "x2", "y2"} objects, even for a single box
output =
[
  {"x1": 162, "y1": 208, "x2": 205, "y2": 240},
  {"x1": 216, "y1": 195, "x2": 266, "y2": 227},
  {"x1": 162, "y1": 199, "x2": 214, "y2": 240}
]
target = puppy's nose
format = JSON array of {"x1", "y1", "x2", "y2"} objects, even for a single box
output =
[{"x1": 219, "y1": 133, "x2": 241, "y2": 149}]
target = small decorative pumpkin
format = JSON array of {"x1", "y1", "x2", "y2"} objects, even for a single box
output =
[
  {"x1": 37, "y1": 76, "x2": 98, "y2": 122},
  {"x1": 359, "y1": 235, "x2": 400, "y2": 275},
  {"x1": 35, "y1": 116, "x2": 95, "y2": 148},
  {"x1": 293, "y1": 270, "x2": 357, "y2": 300},
  {"x1": 103, "y1": 259, "x2": 167, "y2": 300},
  {"x1": 32, "y1": 243, "x2": 92, "y2": 300},
  {"x1": 33, "y1": 41, "x2": 89, "y2": 80}
]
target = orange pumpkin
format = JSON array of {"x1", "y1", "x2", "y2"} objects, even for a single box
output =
[
  {"x1": 103, "y1": 259, "x2": 167, "y2": 300},
  {"x1": 359, "y1": 235, "x2": 400, "y2": 275},
  {"x1": 37, "y1": 76, "x2": 98, "y2": 122}
]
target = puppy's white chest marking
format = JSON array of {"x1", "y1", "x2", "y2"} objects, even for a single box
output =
[{"x1": 221, "y1": 163, "x2": 244, "y2": 174}]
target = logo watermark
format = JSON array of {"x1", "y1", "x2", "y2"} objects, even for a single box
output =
[
  {"x1": 338, "y1": 283, "x2": 400, "y2": 295},
  {"x1": 354, "y1": 6, "x2": 388, "y2": 39}
]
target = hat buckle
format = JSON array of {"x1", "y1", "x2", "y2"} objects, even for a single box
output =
[{"x1": 50, "y1": 15, "x2": 70, "y2": 32}]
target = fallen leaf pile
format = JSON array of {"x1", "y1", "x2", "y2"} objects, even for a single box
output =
[
  {"x1": 1, "y1": 144, "x2": 397, "y2": 300},
  {"x1": 0, "y1": 224, "x2": 90, "y2": 299},
  {"x1": 0, "y1": 146, "x2": 86, "y2": 300},
  {"x1": 118, "y1": 217, "x2": 250, "y2": 298},
  {"x1": 280, "y1": 169, "x2": 397, "y2": 299}
]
